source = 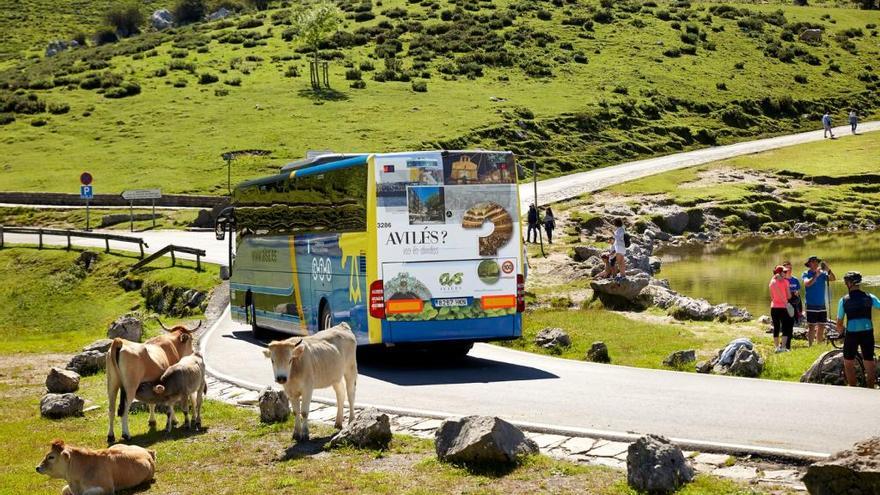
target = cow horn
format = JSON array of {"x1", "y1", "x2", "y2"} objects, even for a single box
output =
[
  {"x1": 189, "y1": 321, "x2": 203, "y2": 332},
  {"x1": 152, "y1": 316, "x2": 173, "y2": 332}
]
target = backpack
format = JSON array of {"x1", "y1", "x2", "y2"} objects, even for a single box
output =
[{"x1": 624, "y1": 233, "x2": 632, "y2": 248}]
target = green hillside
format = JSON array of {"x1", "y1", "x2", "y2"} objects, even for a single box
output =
[{"x1": 0, "y1": 0, "x2": 878, "y2": 195}]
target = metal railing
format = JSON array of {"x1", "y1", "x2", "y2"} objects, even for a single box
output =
[
  {"x1": 131, "y1": 244, "x2": 206, "y2": 272},
  {"x1": 0, "y1": 226, "x2": 148, "y2": 257}
]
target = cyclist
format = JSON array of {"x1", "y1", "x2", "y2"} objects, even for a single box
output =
[
  {"x1": 836, "y1": 271, "x2": 879, "y2": 388},
  {"x1": 803, "y1": 255, "x2": 835, "y2": 346}
]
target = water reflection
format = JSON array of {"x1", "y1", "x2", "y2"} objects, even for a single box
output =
[{"x1": 656, "y1": 231, "x2": 880, "y2": 318}]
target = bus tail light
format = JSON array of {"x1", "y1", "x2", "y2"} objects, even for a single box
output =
[
  {"x1": 369, "y1": 280, "x2": 385, "y2": 319},
  {"x1": 516, "y1": 274, "x2": 525, "y2": 313},
  {"x1": 481, "y1": 295, "x2": 516, "y2": 310},
  {"x1": 386, "y1": 299, "x2": 424, "y2": 314}
]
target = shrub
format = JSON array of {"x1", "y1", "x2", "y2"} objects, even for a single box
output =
[
  {"x1": 94, "y1": 28, "x2": 119, "y2": 45},
  {"x1": 716, "y1": 82, "x2": 727, "y2": 90},
  {"x1": 612, "y1": 85, "x2": 628, "y2": 95},
  {"x1": 249, "y1": 0, "x2": 270, "y2": 10},
  {"x1": 734, "y1": 61, "x2": 745, "y2": 70},
  {"x1": 238, "y1": 18, "x2": 263, "y2": 29},
  {"x1": 680, "y1": 45, "x2": 697, "y2": 55},
  {"x1": 359, "y1": 61, "x2": 375, "y2": 71},
  {"x1": 154, "y1": 67, "x2": 168, "y2": 77},
  {"x1": 345, "y1": 68, "x2": 362, "y2": 80},
  {"x1": 169, "y1": 60, "x2": 196, "y2": 72},
  {"x1": 794, "y1": 74, "x2": 808, "y2": 84},
  {"x1": 30, "y1": 118, "x2": 48, "y2": 127},
  {"x1": 656, "y1": 10, "x2": 671, "y2": 21},
  {"x1": 573, "y1": 52, "x2": 588, "y2": 64},
  {"x1": 174, "y1": 0, "x2": 206, "y2": 25},
  {"x1": 48, "y1": 102, "x2": 70, "y2": 114},
  {"x1": 680, "y1": 32, "x2": 698, "y2": 44},
  {"x1": 170, "y1": 49, "x2": 189, "y2": 58},
  {"x1": 79, "y1": 76, "x2": 101, "y2": 90},
  {"x1": 593, "y1": 9, "x2": 613, "y2": 24},
  {"x1": 198, "y1": 72, "x2": 219, "y2": 84},
  {"x1": 0, "y1": 113, "x2": 14, "y2": 125},
  {"x1": 663, "y1": 47, "x2": 681, "y2": 57},
  {"x1": 284, "y1": 65, "x2": 299, "y2": 77},
  {"x1": 100, "y1": 72, "x2": 123, "y2": 88},
  {"x1": 411, "y1": 80, "x2": 427, "y2": 92},
  {"x1": 105, "y1": 2, "x2": 143, "y2": 38},
  {"x1": 104, "y1": 81, "x2": 141, "y2": 98},
  {"x1": 224, "y1": 77, "x2": 241, "y2": 86},
  {"x1": 536, "y1": 10, "x2": 552, "y2": 21},
  {"x1": 173, "y1": 79, "x2": 188, "y2": 87},
  {"x1": 350, "y1": 79, "x2": 366, "y2": 89},
  {"x1": 72, "y1": 32, "x2": 88, "y2": 46},
  {"x1": 214, "y1": 88, "x2": 229, "y2": 96}
]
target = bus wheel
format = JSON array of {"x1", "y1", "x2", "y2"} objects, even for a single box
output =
[
  {"x1": 440, "y1": 342, "x2": 473, "y2": 360},
  {"x1": 249, "y1": 301, "x2": 266, "y2": 339},
  {"x1": 319, "y1": 303, "x2": 332, "y2": 331}
]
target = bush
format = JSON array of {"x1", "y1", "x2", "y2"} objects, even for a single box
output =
[
  {"x1": 612, "y1": 85, "x2": 628, "y2": 95},
  {"x1": 72, "y1": 32, "x2": 88, "y2": 46},
  {"x1": 154, "y1": 67, "x2": 168, "y2": 77},
  {"x1": 105, "y1": 2, "x2": 143, "y2": 38},
  {"x1": 0, "y1": 113, "x2": 14, "y2": 125},
  {"x1": 169, "y1": 60, "x2": 196, "y2": 72},
  {"x1": 104, "y1": 81, "x2": 141, "y2": 98},
  {"x1": 224, "y1": 77, "x2": 241, "y2": 86},
  {"x1": 716, "y1": 82, "x2": 727, "y2": 90},
  {"x1": 663, "y1": 47, "x2": 681, "y2": 57},
  {"x1": 411, "y1": 80, "x2": 427, "y2": 92},
  {"x1": 94, "y1": 28, "x2": 119, "y2": 45},
  {"x1": 573, "y1": 52, "x2": 588, "y2": 64},
  {"x1": 284, "y1": 65, "x2": 299, "y2": 77},
  {"x1": 536, "y1": 10, "x2": 552, "y2": 21},
  {"x1": 350, "y1": 79, "x2": 366, "y2": 89},
  {"x1": 359, "y1": 61, "x2": 374, "y2": 71},
  {"x1": 48, "y1": 102, "x2": 70, "y2": 114},
  {"x1": 198, "y1": 72, "x2": 219, "y2": 84},
  {"x1": 79, "y1": 76, "x2": 101, "y2": 90},
  {"x1": 170, "y1": 49, "x2": 189, "y2": 58},
  {"x1": 214, "y1": 88, "x2": 229, "y2": 96},
  {"x1": 734, "y1": 61, "x2": 745, "y2": 70},
  {"x1": 593, "y1": 9, "x2": 613, "y2": 24},
  {"x1": 173, "y1": 79, "x2": 188, "y2": 87},
  {"x1": 30, "y1": 118, "x2": 48, "y2": 127},
  {"x1": 238, "y1": 18, "x2": 263, "y2": 29},
  {"x1": 794, "y1": 74, "x2": 807, "y2": 84},
  {"x1": 249, "y1": 0, "x2": 269, "y2": 10},
  {"x1": 680, "y1": 45, "x2": 697, "y2": 55},
  {"x1": 345, "y1": 68, "x2": 362, "y2": 80},
  {"x1": 174, "y1": 0, "x2": 206, "y2": 25},
  {"x1": 680, "y1": 32, "x2": 698, "y2": 44}
]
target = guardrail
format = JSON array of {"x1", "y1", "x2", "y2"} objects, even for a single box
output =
[
  {"x1": 0, "y1": 226, "x2": 148, "y2": 257},
  {"x1": 131, "y1": 244, "x2": 206, "y2": 272}
]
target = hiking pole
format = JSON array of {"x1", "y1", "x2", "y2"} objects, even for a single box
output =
[{"x1": 532, "y1": 162, "x2": 545, "y2": 258}]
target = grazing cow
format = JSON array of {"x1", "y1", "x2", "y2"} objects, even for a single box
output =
[
  {"x1": 135, "y1": 353, "x2": 207, "y2": 432},
  {"x1": 799, "y1": 28, "x2": 822, "y2": 42},
  {"x1": 264, "y1": 322, "x2": 357, "y2": 441},
  {"x1": 106, "y1": 319, "x2": 200, "y2": 443},
  {"x1": 36, "y1": 439, "x2": 155, "y2": 495}
]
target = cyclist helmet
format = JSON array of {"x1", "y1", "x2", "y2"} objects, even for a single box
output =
[{"x1": 843, "y1": 271, "x2": 862, "y2": 285}]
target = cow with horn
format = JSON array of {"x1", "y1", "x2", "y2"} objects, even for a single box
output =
[{"x1": 106, "y1": 317, "x2": 201, "y2": 443}]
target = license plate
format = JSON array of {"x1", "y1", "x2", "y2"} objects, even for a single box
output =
[{"x1": 434, "y1": 298, "x2": 468, "y2": 307}]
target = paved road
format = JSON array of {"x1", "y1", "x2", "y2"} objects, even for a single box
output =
[
  {"x1": 203, "y1": 308, "x2": 878, "y2": 457},
  {"x1": 517, "y1": 121, "x2": 880, "y2": 212}
]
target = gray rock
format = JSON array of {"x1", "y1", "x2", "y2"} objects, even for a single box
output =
[
  {"x1": 663, "y1": 350, "x2": 696, "y2": 368},
  {"x1": 727, "y1": 347, "x2": 764, "y2": 378},
  {"x1": 627, "y1": 434, "x2": 694, "y2": 494},
  {"x1": 712, "y1": 303, "x2": 752, "y2": 323},
  {"x1": 76, "y1": 251, "x2": 99, "y2": 271},
  {"x1": 118, "y1": 276, "x2": 143, "y2": 291},
  {"x1": 649, "y1": 256, "x2": 662, "y2": 272},
  {"x1": 695, "y1": 360, "x2": 713, "y2": 374},
  {"x1": 107, "y1": 314, "x2": 142, "y2": 341},
  {"x1": 534, "y1": 327, "x2": 571, "y2": 350},
  {"x1": 258, "y1": 388, "x2": 289, "y2": 423},
  {"x1": 45, "y1": 40, "x2": 69, "y2": 57},
  {"x1": 66, "y1": 350, "x2": 106, "y2": 376},
  {"x1": 329, "y1": 408, "x2": 392, "y2": 450},
  {"x1": 605, "y1": 204, "x2": 635, "y2": 216},
  {"x1": 758, "y1": 315, "x2": 771, "y2": 325},
  {"x1": 435, "y1": 416, "x2": 538, "y2": 466},
  {"x1": 659, "y1": 210, "x2": 690, "y2": 235},
  {"x1": 590, "y1": 276, "x2": 651, "y2": 310},
  {"x1": 46, "y1": 367, "x2": 80, "y2": 393},
  {"x1": 803, "y1": 436, "x2": 880, "y2": 495},
  {"x1": 40, "y1": 393, "x2": 84, "y2": 419},
  {"x1": 183, "y1": 289, "x2": 206, "y2": 308},
  {"x1": 206, "y1": 7, "x2": 232, "y2": 21},
  {"x1": 586, "y1": 341, "x2": 611, "y2": 363},
  {"x1": 151, "y1": 9, "x2": 174, "y2": 30},
  {"x1": 573, "y1": 246, "x2": 604, "y2": 262},
  {"x1": 192, "y1": 209, "x2": 214, "y2": 228},
  {"x1": 800, "y1": 349, "x2": 866, "y2": 386},
  {"x1": 83, "y1": 338, "x2": 113, "y2": 353}
]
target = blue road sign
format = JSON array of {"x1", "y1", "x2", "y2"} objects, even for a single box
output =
[{"x1": 80, "y1": 185, "x2": 93, "y2": 199}]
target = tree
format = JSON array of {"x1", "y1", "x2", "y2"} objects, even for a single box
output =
[
  {"x1": 855, "y1": 0, "x2": 877, "y2": 8},
  {"x1": 105, "y1": 2, "x2": 144, "y2": 38},
  {"x1": 174, "y1": 0, "x2": 206, "y2": 25},
  {"x1": 290, "y1": 1, "x2": 341, "y2": 89}
]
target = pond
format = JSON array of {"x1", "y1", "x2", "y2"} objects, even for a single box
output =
[{"x1": 656, "y1": 231, "x2": 880, "y2": 319}]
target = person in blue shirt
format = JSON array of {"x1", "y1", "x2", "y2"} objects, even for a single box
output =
[
  {"x1": 822, "y1": 111, "x2": 834, "y2": 139},
  {"x1": 836, "y1": 271, "x2": 878, "y2": 388},
  {"x1": 803, "y1": 255, "x2": 836, "y2": 346}
]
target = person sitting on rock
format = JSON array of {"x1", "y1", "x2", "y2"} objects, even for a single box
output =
[
  {"x1": 596, "y1": 245, "x2": 616, "y2": 279},
  {"x1": 836, "y1": 271, "x2": 879, "y2": 388}
]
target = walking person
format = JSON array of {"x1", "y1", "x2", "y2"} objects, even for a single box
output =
[
  {"x1": 770, "y1": 266, "x2": 794, "y2": 352},
  {"x1": 803, "y1": 255, "x2": 836, "y2": 346},
  {"x1": 526, "y1": 204, "x2": 539, "y2": 243},
  {"x1": 836, "y1": 271, "x2": 878, "y2": 388},
  {"x1": 822, "y1": 111, "x2": 834, "y2": 139},
  {"x1": 783, "y1": 261, "x2": 802, "y2": 325},
  {"x1": 849, "y1": 110, "x2": 858, "y2": 135},
  {"x1": 542, "y1": 207, "x2": 556, "y2": 244},
  {"x1": 612, "y1": 218, "x2": 627, "y2": 279}
]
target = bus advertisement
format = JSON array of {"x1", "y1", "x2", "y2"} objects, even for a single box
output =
[{"x1": 226, "y1": 150, "x2": 523, "y2": 356}]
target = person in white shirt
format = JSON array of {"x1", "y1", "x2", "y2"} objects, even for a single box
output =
[{"x1": 612, "y1": 218, "x2": 627, "y2": 279}]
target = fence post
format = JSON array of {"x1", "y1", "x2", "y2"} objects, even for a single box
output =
[
  {"x1": 170, "y1": 249, "x2": 176, "y2": 267},
  {"x1": 0, "y1": 225, "x2": 4, "y2": 248},
  {"x1": 38, "y1": 229, "x2": 43, "y2": 250},
  {"x1": 196, "y1": 254, "x2": 202, "y2": 272},
  {"x1": 66, "y1": 232, "x2": 71, "y2": 251},
  {"x1": 139, "y1": 241, "x2": 144, "y2": 259},
  {"x1": 105, "y1": 238, "x2": 110, "y2": 253}
]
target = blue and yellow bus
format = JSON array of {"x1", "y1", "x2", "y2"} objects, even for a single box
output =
[{"x1": 224, "y1": 150, "x2": 524, "y2": 356}]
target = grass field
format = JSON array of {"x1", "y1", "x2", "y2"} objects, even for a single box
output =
[
  {"x1": 1, "y1": 0, "x2": 879, "y2": 194},
  {"x1": 0, "y1": 206, "x2": 200, "y2": 230},
  {"x1": 0, "y1": 246, "x2": 218, "y2": 353}
]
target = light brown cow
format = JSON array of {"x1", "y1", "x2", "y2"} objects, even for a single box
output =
[
  {"x1": 264, "y1": 322, "x2": 357, "y2": 441},
  {"x1": 134, "y1": 353, "x2": 207, "y2": 432},
  {"x1": 36, "y1": 439, "x2": 155, "y2": 495},
  {"x1": 106, "y1": 319, "x2": 200, "y2": 443}
]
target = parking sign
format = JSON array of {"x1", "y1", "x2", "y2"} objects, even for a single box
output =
[{"x1": 80, "y1": 185, "x2": 93, "y2": 199}]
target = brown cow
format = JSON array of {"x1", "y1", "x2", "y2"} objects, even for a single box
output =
[
  {"x1": 36, "y1": 439, "x2": 155, "y2": 495},
  {"x1": 106, "y1": 319, "x2": 200, "y2": 443},
  {"x1": 134, "y1": 353, "x2": 207, "y2": 432}
]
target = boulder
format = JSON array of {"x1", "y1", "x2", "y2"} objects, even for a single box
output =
[
  {"x1": 182, "y1": 289, "x2": 206, "y2": 309},
  {"x1": 435, "y1": 416, "x2": 538, "y2": 466},
  {"x1": 83, "y1": 338, "x2": 113, "y2": 353},
  {"x1": 258, "y1": 388, "x2": 290, "y2": 423},
  {"x1": 46, "y1": 367, "x2": 80, "y2": 393},
  {"x1": 76, "y1": 251, "x2": 99, "y2": 271},
  {"x1": 758, "y1": 315, "x2": 771, "y2": 325},
  {"x1": 329, "y1": 408, "x2": 392, "y2": 450},
  {"x1": 192, "y1": 209, "x2": 215, "y2": 228},
  {"x1": 800, "y1": 349, "x2": 865, "y2": 386},
  {"x1": 206, "y1": 7, "x2": 232, "y2": 21},
  {"x1": 695, "y1": 360, "x2": 713, "y2": 374},
  {"x1": 658, "y1": 210, "x2": 689, "y2": 235},
  {"x1": 107, "y1": 314, "x2": 142, "y2": 341},
  {"x1": 627, "y1": 434, "x2": 694, "y2": 494},
  {"x1": 151, "y1": 9, "x2": 174, "y2": 30},
  {"x1": 40, "y1": 393, "x2": 84, "y2": 419},
  {"x1": 727, "y1": 347, "x2": 764, "y2": 377},
  {"x1": 573, "y1": 246, "x2": 604, "y2": 262},
  {"x1": 803, "y1": 436, "x2": 880, "y2": 495},
  {"x1": 45, "y1": 40, "x2": 69, "y2": 57},
  {"x1": 66, "y1": 350, "x2": 106, "y2": 376},
  {"x1": 534, "y1": 327, "x2": 571, "y2": 350},
  {"x1": 586, "y1": 341, "x2": 611, "y2": 363},
  {"x1": 118, "y1": 276, "x2": 143, "y2": 291},
  {"x1": 663, "y1": 350, "x2": 695, "y2": 368},
  {"x1": 712, "y1": 303, "x2": 752, "y2": 323},
  {"x1": 605, "y1": 204, "x2": 635, "y2": 216},
  {"x1": 590, "y1": 275, "x2": 651, "y2": 310},
  {"x1": 649, "y1": 256, "x2": 662, "y2": 272}
]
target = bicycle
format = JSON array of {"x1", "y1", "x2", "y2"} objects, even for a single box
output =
[{"x1": 826, "y1": 322, "x2": 879, "y2": 388}]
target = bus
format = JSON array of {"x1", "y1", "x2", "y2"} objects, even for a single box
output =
[{"x1": 218, "y1": 150, "x2": 524, "y2": 356}]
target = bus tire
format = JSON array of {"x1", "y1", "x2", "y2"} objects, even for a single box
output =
[
  {"x1": 319, "y1": 302, "x2": 332, "y2": 331},
  {"x1": 440, "y1": 342, "x2": 473, "y2": 359},
  {"x1": 249, "y1": 301, "x2": 266, "y2": 339}
]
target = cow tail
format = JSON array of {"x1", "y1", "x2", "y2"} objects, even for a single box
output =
[{"x1": 107, "y1": 339, "x2": 126, "y2": 417}]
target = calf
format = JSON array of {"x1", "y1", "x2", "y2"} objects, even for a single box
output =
[
  {"x1": 134, "y1": 353, "x2": 207, "y2": 432},
  {"x1": 264, "y1": 322, "x2": 357, "y2": 441},
  {"x1": 106, "y1": 319, "x2": 200, "y2": 443},
  {"x1": 36, "y1": 439, "x2": 155, "y2": 495}
]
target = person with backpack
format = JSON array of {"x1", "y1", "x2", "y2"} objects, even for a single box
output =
[
  {"x1": 612, "y1": 218, "x2": 627, "y2": 279},
  {"x1": 822, "y1": 111, "x2": 834, "y2": 139},
  {"x1": 526, "y1": 204, "x2": 539, "y2": 243},
  {"x1": 849, "y1": 110, "x2": 858, "y2": 135},
  {"x1": 770, "y1": 265, "x2": 794, "y2": 352},
  {"x1": 836, "y1": 271, "x2": 879, "y2": 388},
  {"x1": 543, "y1": 207, "x2": 556, "y2": 244}
]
